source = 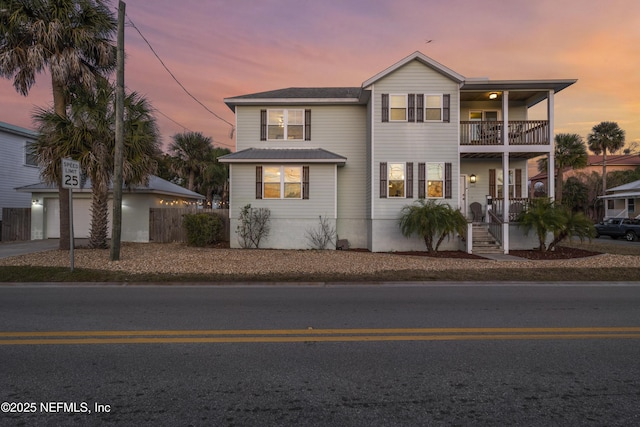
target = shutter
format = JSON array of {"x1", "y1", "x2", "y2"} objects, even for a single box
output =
[
  {"x1": 416, "y1": 94, "x2": 424, "y2": 123},
  {"x1": 443, "y1": 94, "x2": 450, "y2": 123},
  {"x1": 381, "y1": 94, "x2": 389, "y2": 122},
  {"x1": 406, "y1": 162, "x2": 414, "y2": 198},
  {"x1": 304, "y1": 109, "x2": 311, "y2": 141},
  {"x1": 418, "y1": 162, "x2": 426, "y2": 198},
  {"x1": 515, "y1": 169, "x2": 522, "y2": 198},
  {"x1": 260, "y1": 110, "x2": 267, "y2": 141},
  {"x1": 445, "y1": 162, "x2": 452, "y2": 199},
  {"x1": 256, "y1": 166, "x2": 263, "y2": 199},
  {"x1": 489, "y1": 169, "x2": 496, "y2": 198},
  {"x1": 302, "y1": 166, "x2": 310, "y2": 199},
  {"x1": 408, "y1": 94, "x2": 415, "y2": 122},
  {"x1": 380, "y1": 162, "x2": 387, "y2": 198}
]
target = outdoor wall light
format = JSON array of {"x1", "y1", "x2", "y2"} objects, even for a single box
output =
[
  {"x1": 470, "y1": 174, "x2": 477, "y2": 184},
  {"x1": 489, "y1": 92, "x2": 498, "y2": 100}
]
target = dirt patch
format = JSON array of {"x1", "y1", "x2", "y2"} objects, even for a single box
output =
[{"x1": 510, "y1": 246, "x2": 602, "y2": 260}]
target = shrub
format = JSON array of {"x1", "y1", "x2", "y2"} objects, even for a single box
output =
[
  {"x1": 183, "y1": 213, "x2": 224, "y2": 247},
  {"x1": 236, "y1": 204, "x2": 271, "y2": 248},
  {"x1": 306, "y1": 215, "x2": 337, "y2": 249},
  {"x1": 398, "y1": 199, "x2": 467, "y2": 252}
]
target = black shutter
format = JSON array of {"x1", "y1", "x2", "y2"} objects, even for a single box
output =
[
  {"x1": 256, "y1": 166, "x2": 263, "y2": 199},
  {"x1": 408, "y1": 94, "x2": 415, "y2": 122},
  {"x1": 443, "y1": 94, "x2": 450, "y2": 123},
  {"x1": 260, "y1": 110, "x2": 267, "y2": 141},
  {"x1": 381, "y1": 94, "x2": 389, "y2": 122},
  {"x1": 304, "y1": 109, "x2": 311, "y2": 141},
  {"x1": 380, "y1": 162, "x2": 387, "y2": 198},
  {"x1": 489, "y1": 169, "x2": 496, "y2": 198},
  {"x1": 445, "y1": 162, "x2": 452, "y2": 199},
  {"x1": 418, "y1": 162, "x2": 426, "y2": 198},
  {"x1": 515, "y1": 169, "x2": 522, "y2": 198},
  {"x1": 416, "y1": 94, "x2": 424, "y2": 123},
  {"x1": 302, "y1": 166, "x2": 310, "y2": 199},
  {"x1": 406, "y1": 162, "x2": 414, "y2": 198}
]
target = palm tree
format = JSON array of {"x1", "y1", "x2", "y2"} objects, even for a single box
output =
[
  {"x1": 0, "y1": 0, "x2": 117, "y2": 250},
  {"x1": 200, "y1": 147, "x2": 231, "y2": 206},
  {"x1": 398, "y1": 199, "x2": 467, "y2": 252},
  {"x1": 169, "y1": 132, "x2": 213, "y2": 192},
  {"x1": 33, "y1": 79, "x2": 160, "y2": 248},
  {"x1": 588, "y1": 121, "x2": 626, "y2": 195},
  {"x1": 538, "y1": 133, "x2": 588, "y2": 204},
  {"x1": 517, "y1": 198, "x2": 564, "y2": 251}
]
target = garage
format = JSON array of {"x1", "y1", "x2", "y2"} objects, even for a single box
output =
[{"x1": 45, "y1": 198, "x2": 111, "y2": 239}]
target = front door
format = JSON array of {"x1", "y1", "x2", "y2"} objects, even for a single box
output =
[{"x1": 460, "y1": 175, "x2": 468, "y2": 218}]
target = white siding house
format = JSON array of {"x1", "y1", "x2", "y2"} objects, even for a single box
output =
[
  {"x1": 220, "y1": 52, "x2": 576, "y2": 253},
  {"x1": 0, "y1": 121, "x2": 40, "y2": 222}
]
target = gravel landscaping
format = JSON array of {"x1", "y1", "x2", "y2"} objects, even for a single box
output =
[{"x1": 1, "y1": 240, "x2": 639, "y2": 278}]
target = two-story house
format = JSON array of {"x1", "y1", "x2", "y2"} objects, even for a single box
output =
[
  {"x1": 0, "y1": 121, "x2": 41, "y2": 239},
  {"x1": 220, "y1": 51, "x2": 576, "y2": 253}
]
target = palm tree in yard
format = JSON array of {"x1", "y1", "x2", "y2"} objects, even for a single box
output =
[
  {"x1": 538, "y1": 133, "x2": 588, "y2": 204},
  {"x1": 588, "y1": 121, "x2": 626, "y2": 195},
  {"x1": 0, "y1": 0, "x2": 117, "y2": 250},
  {"x1": 169, "y1": 131, "x2": 213, "y2": 192},
  {"x1": 33, "y1": 79, "x2": 160, "y2": 248},
  {"x1": 398, "y1": 199, "x2": 467, "y2": 253}
]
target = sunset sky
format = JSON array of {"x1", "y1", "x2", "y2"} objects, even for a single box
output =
[{"x1": 1, "y1": 0, "x2": 639, "y2": 152}]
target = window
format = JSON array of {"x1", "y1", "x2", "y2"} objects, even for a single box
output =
[
  {"x1": 427, "y1": 163, "x2": 444, "y2": 198},
  {"x1": 25, "y1": 141, "x2": 37, "y2": 167},
  {"x1": 497, "y1": 170, "x2": 515, "y2": 198},
  {"x1": 389, "y1": 95, "x2": 407, "y2": 121},
  {"x1": 266, "y1": 109, "x2": 305, "y2": 140},
  {"x1": 388, "y1": 163, "x2": 405, "y2": 197},
  {"x1": 629, "y1": 198, "x2": 635, "y2": 214},
  {"x1": 425, "y1": 95, "x2": 443, "y2": 121},
  {"x1": 263, "y1": 166, "x2": 302, "y2": 199}
]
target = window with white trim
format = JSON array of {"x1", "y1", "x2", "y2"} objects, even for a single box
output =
[
  {"x1": 388, "y1": 163, "x2": 406, "y2": 197},
  {"x1": 263, "y1": 166, "x2": 302, "y2": 199},
  {"x1": 389, "y1": 95, "x2": 407, "y2": 121},
  {"x1": 267, "y1": 109, "x2": 304, "y2": 140},
  {"x1": 497, "y1": 169, "x2": 515, "y2": 198},
  {"x1": 25, "y1": 141, "x2": 38, "y2": 167},
  {"x1": 427, "y1": 163, "x2": 444, "y2": 198},
  {"x1": 425, "y1": 95, "x2": 443, "y2": 121}
]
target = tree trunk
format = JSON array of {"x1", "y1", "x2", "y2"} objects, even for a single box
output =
[
  {"x1": 188, "y1": 170, "x2": 195, "y2": 191},
  {"x1": 602, "y1": 150, "x2": 608, "y2": 196},
  {"x1": 52, "y1": 79, "x2": 70, "y2": 250},
  {"x1": 89, "y1": 171, "x2": 109, "y2": 249}
]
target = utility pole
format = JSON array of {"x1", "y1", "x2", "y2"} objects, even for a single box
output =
[{"x1": 110, "y1": 0, "x2": 125, "y2": 261}]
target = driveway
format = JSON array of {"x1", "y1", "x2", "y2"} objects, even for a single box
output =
[{"x1": 0, "y1": 239, "x2": 59, "y2": 259}]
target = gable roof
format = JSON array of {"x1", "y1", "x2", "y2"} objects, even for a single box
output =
[
  {"x1": 16, "y1": 175, "x2": 204, "y2": 199},
  {"x1": 218, "y1": 148, "x2": 346, "y2": 165},
  {"x1": 0, "y1": 121, "x2": 38, "y2": 138},
  {"x1": 362, "y1": 51, "x2": 465, "y2": 88},
  {"x1": 224, "y1": 87, "x2": 367, "y2": 111}
]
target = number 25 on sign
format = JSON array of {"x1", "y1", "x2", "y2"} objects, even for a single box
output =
[{"x1": 62, "y1": 158, "x2": 80, "y2": 189}]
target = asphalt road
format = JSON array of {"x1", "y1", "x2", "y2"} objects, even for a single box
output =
[{"x1": 1, "y1": 283, "x2": 639, "y2": 426}]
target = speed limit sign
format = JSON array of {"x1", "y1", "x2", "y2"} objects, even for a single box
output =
[{"x1": 61, "y1": 158, "x2": 80, "y2": 189}]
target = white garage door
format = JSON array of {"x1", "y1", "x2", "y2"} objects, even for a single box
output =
[{"x1": 45, "y1": 198, "x2": 108, "y2": 239}]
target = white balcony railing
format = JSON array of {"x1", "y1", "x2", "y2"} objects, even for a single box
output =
[{"x1": 460, "y1": 120, "x2": 549, "y2": 146}]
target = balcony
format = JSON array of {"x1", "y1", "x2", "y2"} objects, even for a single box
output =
[{"x1": 460, "y1": 120, "x2": 549, "y2": 146}]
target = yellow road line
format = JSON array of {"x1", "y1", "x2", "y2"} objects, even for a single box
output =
[{"x1": 1, "y1": 327, "x2": 639, "y2": 345}]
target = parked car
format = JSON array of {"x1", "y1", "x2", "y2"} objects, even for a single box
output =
[{"x1": 594, "y1": 218, "x2": 640, "y2": 241}]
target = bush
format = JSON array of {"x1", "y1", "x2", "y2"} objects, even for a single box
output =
[
  {"x1": 306, "y1": 215, "x2": 337, "y2": 249},
  {"x1": 183, "y1": 213, "x2": 224, "y2": 247},
  {"x1": 236, "y1": 204, "x2": 271, "y2": 248}
]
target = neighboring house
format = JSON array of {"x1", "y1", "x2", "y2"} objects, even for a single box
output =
[
  {"x1": 530, "y1": 154, "x2": 640, "y2": 195},
  {"x1": 0, "y1": 121, "x2": 41, "y2": 224},
  {"x1": 220, "y1": 51, "x2": 576, "y2": 253},
  {"x1": 18, "y1": 175, "x2": 204, "y2": 242},
  {"x1": 599, "y1": 179, "x2": 640, "y2": 219}
]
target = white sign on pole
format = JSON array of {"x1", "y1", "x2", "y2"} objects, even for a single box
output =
[{"x1": 62, "y1": 158, "x2": 80, "y2": 189}]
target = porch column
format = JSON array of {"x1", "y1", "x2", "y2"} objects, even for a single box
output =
[
  {"x1": 502, "y1": 151, "x2": 510, "y2": 253},
  {"x1": 547, "y1": 89, "x2": 555, "y2": 202},
  {"x1": 502, "y1": 90, "x2": 509, "y2": 146}
]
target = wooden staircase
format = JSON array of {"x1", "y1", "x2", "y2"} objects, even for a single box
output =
[{"x1": 471, "y1": 223, "x2": 503, "y2": 254}]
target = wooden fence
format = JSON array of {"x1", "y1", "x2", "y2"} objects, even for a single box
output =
[
  {"x1": 1, "y1": 208, "x2": 31, "y2": 242},
  {"x1": 149, "y1": 208, "x2": 230, "y2": 243}
]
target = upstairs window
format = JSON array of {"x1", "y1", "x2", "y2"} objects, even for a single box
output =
[
  {"x1": 389, "y1": 95, "x2": 407, "y2": 121},
  {"x1": 261, "y1": 109, "x2": 310, "y2": 141},
  {"x1": 25, "y1": 141, "x2": 38, "y2": 167},
  {"x1": 425, "y1": 95, "x2": 443, "y2": 121}
]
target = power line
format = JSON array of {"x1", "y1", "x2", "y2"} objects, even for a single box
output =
[{"x1": 125, "y1": 15, "x2": 236, "y2": 134}]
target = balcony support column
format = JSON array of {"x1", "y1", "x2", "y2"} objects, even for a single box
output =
[
  {"x1": 502, "y1": 90, "x2": 509, "y2": 146},
  {"x1": 547, "y1": 90, "x2": 555, "y2": 202},
  {"x1": 502, "y1": 151, "x2": 510, "y2": 254}
]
